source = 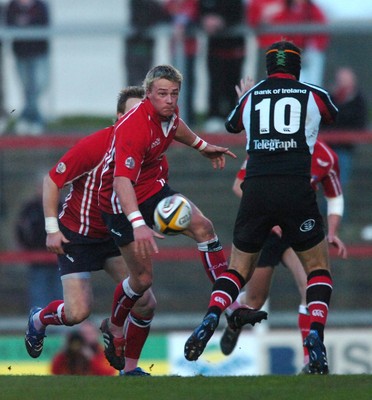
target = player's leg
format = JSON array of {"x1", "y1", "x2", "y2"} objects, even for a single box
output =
[
  {"x1": 121, "y1": 299, "x2": 154, "y2": 376},
  {"x1": 182, "y1": 200, "x2": 229, "y2": 281},
  {"x1": 220, "y1": 265, "x2": 272, "y2": 356},
  {"x1": 108, "y1": 243, "x2": 153, "y2": 332},
  {"x1": 182, "y1": 199, "x2": 251, "y2": 319},
  {"x1": 101, "y1": 241, "x2": 152, "y2": 371},
  {"x1": 285, "y1": 174, "x2": 331, "y2": 374},
  {"x1": 295, "y1": 238, "x2": 332, "y2": 374},
  {"x1": 104, "y1": 256, "x2": 156, "y2": 375},
  {"x1": 221, "y1": 233, "x2": 283, "y2": 356},
  {"x1": 184, "y1": 245, "x2": 261, "y2": 361},
  {"x1": 221, "y1": 231, "x2": 287, "y2": 355},
  {"x1": 282, "y1": 247, "x2": 310, "y2": 367},
  {"x1": 245, "y1": 266, "x2": 273, "y2": 308},
  {"x1": 25, "y1": 274, "x2": 93, "y2": 358},
  {"x1": 185, "y1": 182, "x2": 274, "y2": 361}
]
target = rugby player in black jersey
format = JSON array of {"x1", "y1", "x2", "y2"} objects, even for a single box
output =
[{"x1": 184, "y1": 40, "x2": 340, "y2": 375}]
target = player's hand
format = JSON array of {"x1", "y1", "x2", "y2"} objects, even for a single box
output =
[
  {"x1": 46, "y1": 231, "x2": 70, "y2": 255},
  {"x1": 200, "y1": 144, "x2": 237, "y2": 169},
  {"x1": 133, "y1": 224, "x2": 164, "y2": 259},
  {"x1": 235, "y1": 76, "x2": 255, "y2": 99},
  {"x1": 327, "y1": 234, "x2": 348, "y2": 259}
]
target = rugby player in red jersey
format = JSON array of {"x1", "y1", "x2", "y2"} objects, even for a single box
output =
[
  {"x1": 98, "y1": 64, "x2": 267, "y2": 371},
  {"x1": 24, "y1": 87, "x2": 156, "y2": 376}
]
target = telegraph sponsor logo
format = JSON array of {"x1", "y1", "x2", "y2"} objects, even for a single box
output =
[{"x1": 253, "y1": 138, "x2": 297, "y2": 151}]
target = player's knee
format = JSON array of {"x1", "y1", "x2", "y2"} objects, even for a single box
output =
[
  {"x1": 64, "y1": 307, "x2": 91, "y2": 326},
  {"x1": 135, "y1": 274, "x2": 153, "y2": 294},
  {"x1": 247, "y1": 294, "x2": 266, "y2": 310},
  {"x1": 134, "y1": 290, "x2": 157, "y2": 317},
  {"x1": 189, "y1": 214, "x2": 215, "y2": 240}
]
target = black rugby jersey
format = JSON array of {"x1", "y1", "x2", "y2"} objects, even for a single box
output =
[{"x1": 225, "y1": 73, "x2": 338, "y2": 178}]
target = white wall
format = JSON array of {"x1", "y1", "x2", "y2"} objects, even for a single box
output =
[{"x1": 3, "y1": 0, "x2": 129, "y2": 119}]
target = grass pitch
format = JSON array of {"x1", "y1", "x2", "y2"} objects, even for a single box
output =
[{"x1": 1, "y1": 375, "x2": 372, "y2": 400}]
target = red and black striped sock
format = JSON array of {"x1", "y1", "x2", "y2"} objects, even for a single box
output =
[
  {"x1": 207, "y1": 269, "x2": 246, "y2": 317},
  {"x1": 306, "y1": 269, "x2": 333, "y2": 341}
]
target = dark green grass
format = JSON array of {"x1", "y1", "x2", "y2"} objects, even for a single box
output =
[{"x1": 1, "y1": 375, "x2": 372, "y2": 400}]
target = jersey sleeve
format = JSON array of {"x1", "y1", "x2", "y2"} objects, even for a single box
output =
[
  {"x1": 308, "y1": 85, "x2": 338, "y2": 125},
  {"x1": 311, "y1": 141, "x2": 342, "y2": 198},
  {"x1": 49, "y1": 128, "x2": 111, "y2": 189},
  {"x1": 320, "y1": 154, "x2": 342, "y2": 198},
  {"x1": 225, "y1": 92, "x2": 250, "y2": 133},
  {"x1": 236, "y1": 158, "x2": 248, "y2": 180}
]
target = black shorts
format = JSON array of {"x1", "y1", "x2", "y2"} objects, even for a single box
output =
[
  {"x1": 58, "y1": 223, "x2": 121, "y2": 277},
  {"x1": 233, "y1": 175, "x2": 325, "y2": 253},
  {"x1": 101, "y1": 184, "x2": 177, "y2": 248},
  {"x1": 257, "y1": 232, "x2": 290, "y2": 268}
]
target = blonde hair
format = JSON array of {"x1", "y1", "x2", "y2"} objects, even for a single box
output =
[{"x1": 143, "y1": 65, "x2": 183, "y2": 92}]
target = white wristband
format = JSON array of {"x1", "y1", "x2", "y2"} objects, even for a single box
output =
[
  {"x1": 45, "y1": 217, "x2": 59, "y2": 234},
  {"x1": 131, "y1": 219, "x2": 146, "y2": 229},
  {"x1": 326, "y1": 195, "x2": 344, "y2": 216},
  {"x1": 127, "y1": 211, "x2": 146, "y2": 229},
  {"x1": 191, "y1": 137, "x2": 208, "y2": 151}
]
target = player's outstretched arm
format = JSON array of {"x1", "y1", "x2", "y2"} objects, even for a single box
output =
[
  {"x1": 175, "y1": 120, "x2": 236, "y2": 169},
  {"x1": 199, "y1": 144, "x2": 236, "y2": 169}
]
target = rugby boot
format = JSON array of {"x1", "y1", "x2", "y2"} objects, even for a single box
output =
[
  {"x1": 25, "y1": 306, "x2": 46, "y2": 358},
  {"x1": 220, "y1": 308, "x2": 268, "y2": 355},
  {"x1": 100, "y1": 318, "x2": 126, "y2": 370},
  {"x1": 184, "y1": 313, "x2": 219, "y2": 361},
  {"x1": 303, "y1": 330, "x2": 329, "y2": 374}
]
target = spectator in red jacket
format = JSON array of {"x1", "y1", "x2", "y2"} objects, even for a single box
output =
[
  {"x1": 51, "y1": 321, "x2": 116, "y2": 376},
  {"x1": 246, "y1": 0, "x2": 285, "y2": 50},
  {"x1": 270, "y1": 0, "x2": 329, "y2": 85}
]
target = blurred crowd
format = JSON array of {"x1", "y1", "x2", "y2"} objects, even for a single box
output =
[
  {"x1": 0, "y1": 0, "x2": 368, "y2": 136},
  {"x1": 127, "y1": 0, "x2": 332, "y2": 133}
]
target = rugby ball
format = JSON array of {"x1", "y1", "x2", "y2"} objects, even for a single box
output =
[{"x1": 154, "y1": 195, "x2": 192, "y2": 235}]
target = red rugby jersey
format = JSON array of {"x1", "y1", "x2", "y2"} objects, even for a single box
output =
[
  {"x1": 310, "y1": 140, "x2": 342, "y2": 198},
  {"x1": 99, "y1": 98, "x2": 178, "y2": 214},
  {"x1": 49, "y1": 127, "x2": 114, "y2": 238}
]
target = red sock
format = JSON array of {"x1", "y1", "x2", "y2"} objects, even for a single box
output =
[
  {"x1": 124, "y1": 311, "x2": 153, "y2": 361},
  {"x1": 111, "y1": 278, "x2": 141, "y2": 327},
  {"x1": 39, "y1": 300, "x2": 66, "y2": 326},
  {"x1": 198, "y1": 237, "x2": 228, "y2": 283},
  {"x1": 298, "y1": 305, "x2": 310, "y2": 363}
]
